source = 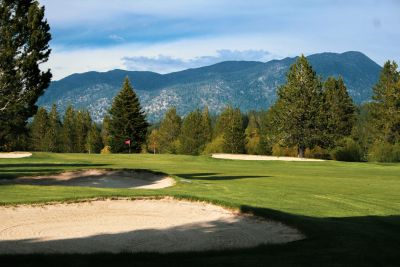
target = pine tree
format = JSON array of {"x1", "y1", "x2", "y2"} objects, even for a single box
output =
[
  {"x1": 61, "y1": 105, "x2": 76, "y2": 153},
  {"x1": 270, "y1": 55, "x2": 323, "y2": 157},
  {"x1": 0, "y1": 1, "x2": 52, "y2": 151},
  {"x1": 245, "y1": 111, "x2": 261, "y2": 154},
  {"x1": 109, "y1": 77, "x2": 148, "y2": 153},
  {"x1": 179, "y1": 110, "x2": 207, "y2": 155},
  {"x1": 86, "y1": 123, "x2": 102, "y2": 154},
  {"x1": 45, "y1": 104, "x2": 62, "y2": 152},
  {"x1": 220, "y1": 106, "x2": 245, "y2": 154},
  {"x1": 157, "y1": 107, "x2": 181, "y2": 153},
  {"x1": 322, "y1": 77, "x2": 355, "y2": 147},
  {"x1": 371, "y1": 60, "x2": 400, "y2": 144},
  {"x1": 75, "y1": 110, "x2": 91, "y2": 152},
  {"x1": 202, "y1": 107, "x2": 212, "y2": 143},
  {"x1": 30, "y1": 107, "x2": 49, "y2": 151},
  {"x1": 101, "y1": 115, "x2": 111, "y2": 147}
]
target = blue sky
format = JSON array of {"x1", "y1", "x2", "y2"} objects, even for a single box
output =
[{"x1": 39, "y1": 0, "x2": 400, "y2": 80}]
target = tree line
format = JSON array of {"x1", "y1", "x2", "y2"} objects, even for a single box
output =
[
  {"x1": 27, "y1": 56, "x2": 400, "y2": 162},
  {"x1": 147, "y1": 56, "x2": 400, "y2": 162},
  {"x1": 30, "y1": 104, "x2": 103, "y2": 153}
]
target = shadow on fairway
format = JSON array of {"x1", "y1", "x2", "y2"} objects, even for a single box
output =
[
  {"x1": 0, "y1": 163, "x2": 108, "y2": 168},
  {"x1": 176, "y1": 173, "x2": 270, "y2": 180},
  {"x1": 0, "y1": 205, "x2": 399, "y2": 267},
  {"x1": 0, "y1": 168, "x2": 170, "y2": 189},
  {"x1": 0, "y1": 163, "x2": 109, "y2": 180}
]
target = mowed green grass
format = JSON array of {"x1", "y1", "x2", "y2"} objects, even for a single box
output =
[{"x1": 1, "y1": 152, "x2": 400, "y2": 267}]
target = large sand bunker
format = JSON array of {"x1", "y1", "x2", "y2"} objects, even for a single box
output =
[
  {"x1": 0, "y1": 169, "x2": 175, "y2": 189},
  {"x1": 212, "y1": 153, "x2": 325, "y2": 162},
  {"x1": 0, "y1": 152, "x2": 32, "y2": 158},
  {"x1": 0, "y1": 199, "x2": 304, "y2": 254}
]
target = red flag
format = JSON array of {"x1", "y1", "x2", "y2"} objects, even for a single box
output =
[{"x1": 124, "y1": 139, "x2": 131, "y2": 145}]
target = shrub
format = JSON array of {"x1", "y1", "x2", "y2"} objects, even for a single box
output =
[
  {"x1": 272, "y1": 144, "x2": 297, "y2": 157},
  {"x1": 245, "y1": 136, "x2": 260, "y2": 155},
  {"x1": 100, "y1": 146, "x2": 112, "y2": 154},
  {"x1": 202, "y1": 136, "x2": 224, "y2": 155},
  {"x1": 368, "y1": 142, "x2": 400, "y2": 162},
  {"x1": 305, "y1": 146, "x2": 330, "y2": 159},
  {"x1": 331, "y1": 138, "x2": 363, "y2": 162}
]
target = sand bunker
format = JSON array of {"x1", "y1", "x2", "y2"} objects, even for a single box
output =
[
  {"x1": 0, "y1": 152, "x2": 32, "y2": 158},
  {"x1": 212, "y1": 153, "x2": 325, "y2": 162},
  {"x1": 0, "y1": 199, "x2": 303, "y2": 254},
  {"x1": 0, "y1": 169, "x2": 175, "y2": 189}
]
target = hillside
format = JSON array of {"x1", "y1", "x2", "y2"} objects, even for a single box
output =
[{"x1": 37, "y1": 51, "x2": 381, "y2": 122}]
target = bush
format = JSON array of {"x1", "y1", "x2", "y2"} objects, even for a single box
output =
[
  {"x1": 368, "y1": 142, "x2": 400, "y2": 162},
  {"x1": 331, "y1": 138, "x2": 363, "y2": 162},
  {"x1": 245, "y1": 136, "x2": 260, "y2": 155},
  {"x1": 100, "y1": 146, "x2": 112, "y2": 154},
  {"x1": 305, "y1": 146, "x2": 330, "y2": 159},
  {"x1": 272, "y1": 144, "x2": 298, "y2": 157},
  {"x1": 202, "y1": 136, "x2": 224, "y2": 155}
]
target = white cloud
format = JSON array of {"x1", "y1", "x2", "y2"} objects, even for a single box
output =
[
  {"x1": 109, "y1": 34, "x2": 125, "y2": 42},
  {"x1": 122, "y1": 49, "x2": 272, "y2": 73}
]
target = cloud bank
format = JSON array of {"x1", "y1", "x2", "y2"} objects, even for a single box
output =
[{"x1": 122, "y1": 49, "x2": 272, "y2": 73}]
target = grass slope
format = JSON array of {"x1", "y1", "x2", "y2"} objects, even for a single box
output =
[{"x1": 0, "y1": 152, "x2": 399, "y2": 266}]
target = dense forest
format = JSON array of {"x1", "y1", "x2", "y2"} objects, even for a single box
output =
[{"x1": 26, "y1": 56, "x2": 400, "y2": 162}]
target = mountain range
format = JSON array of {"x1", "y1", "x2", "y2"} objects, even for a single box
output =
[{"x1": 37, "y1": 51, "x2": 382, "y2": 122}]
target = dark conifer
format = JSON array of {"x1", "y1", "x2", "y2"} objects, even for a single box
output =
[
  {"x1": 179, "y1": 109, "x2": 207, "y2": 155},
  {"x1": 322, "y1": 77, "x2": 355, "y2": 147},
  {"x1": 0, "y1": 0, "x2": 52, "y2": 151},
  {"x1": 62, "y1": 105, "x2": 76, "y2": 153},
  {"x1": 86, "y1": 123, "x2": 102, "y2": 154},
  {"x1": 109, "y1": 78, "x2": 148, "y2": 153},
  {"x1": 158, "y1": 107, "x2": 181, "y2": 153},
  {"x1": 270, "y1": 55, "x2": 323, "y2": 157},
  {"x1": 220, "y1": 106, "x2": 245, "y2": 154},
  {"x1": 30, "y1": 107, "x2": 49, "y2": 151},
  {"x1": 371, "y1": 61, "x2": 400, "y2": 144},
  {"x1": 45, "y1": 104, "x2": 62, "y2": 152}
]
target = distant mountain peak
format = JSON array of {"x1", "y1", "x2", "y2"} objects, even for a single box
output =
[{"x1": 38, "y1": 51, "x2": 381, "y2": 122}]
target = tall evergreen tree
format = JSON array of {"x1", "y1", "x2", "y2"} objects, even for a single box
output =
[
  {"x1": 202, "y1": 107, "x2": 212, "y2": 143},
  {"x1": 61, "y1": 105, "x2": 76, "y2": 153},
  {"x1": 158, "y1": 107, "x2": 181, "y2": 153},
  {"x1": 0, "y1": 0, "x2": 52, "y2": 151},
  {"x1": 86, "y1": 123, "x2": 102, "y2": 154},
  {"x1": 109, "y1": 77, "x2": 148, "y2": 153},
  {"x1": 101, "y1": 115, "x2": 111, "y2": 147},
  {"x1": 270, "y1": 55, "x2": 323, "y2": 157},
  {"x1": 30, "y1": 107, "x2": 49, "y2": 151},
  {"x1": 45, "y1": 104, "x2": 62, "y2": 152},
  {"x1": 371, "y1": 60, "x2": 400, "y2": 144},
  {"x1": 245, "y1": 111, "x2": 261, "y2": 154},
  {"x1": 74, "y1": 110, "x2": 91, "y2": 152},
  {"x1": 219, "y1": 106, "x2": 245, "y2": 154},
  {"x1": 322, "y1": 77, "x2": 355, "y2": 147},
  {"x1": 179, "y1": 109, "x2": 207, "y2": 155}
]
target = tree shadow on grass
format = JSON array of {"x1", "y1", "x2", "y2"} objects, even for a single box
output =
[
  {"x1": 0, "y1": 163, "x2": 109, "y2": 180},
  {"x1": 0, "y1": 205, "x2": 399, "y2": 267},
  {"x1": 176, "y1": 173, "x2": 270, "y2": 181},
  {"x1": 0, "y1": 168, "x2": 169, "y2": 189}
]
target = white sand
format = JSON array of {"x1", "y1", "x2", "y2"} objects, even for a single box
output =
[
  {"x1": 0, "y1": 169, "x2": 175, "y2": 189},
  {"x1": 212, "y1": 153, "x2": 325, "y2": 162},
  {"x1": 0, "y1": 199, "x2": 304, "y2": 254},
  {"x1": 0, "y1": 152, "x2": 32, "y2": 158}
]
